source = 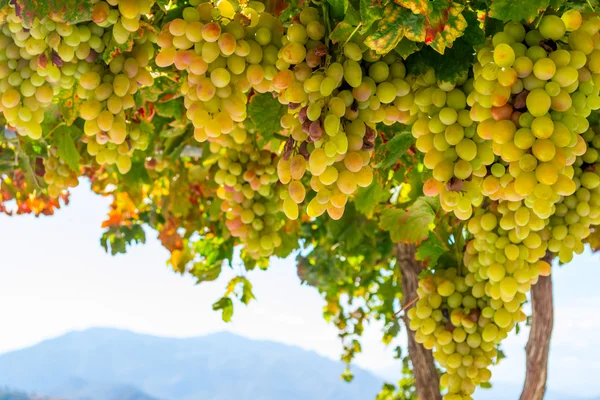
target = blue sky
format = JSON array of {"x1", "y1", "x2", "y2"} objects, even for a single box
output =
[{"x1": 1, "y1": 182, "x2": 599, "y2": 399}]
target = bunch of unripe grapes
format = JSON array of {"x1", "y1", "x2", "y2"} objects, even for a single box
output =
[
  {"x1": 407, "y1": 267, "x2": 517, "y2": 400},
  {"x1": 78, "y1": 40, "x2": 154, "y2": 173},
  {"x1": 0, "y1": 8, "x2": 106, "y2": 139},
  {"x1": 210, "y1": 126, "x2": 284, "y2": 258},
  {"x1": 471, "y1": 14, "x2": 596, "y2": 220},
  {"x1": 155, "y1": 1, "x2": 283, "y2": 142},
  {"x1": 43, "y1": 149, "x2": 80, "y2": 198},
  {"x1": 549, "y1": 126, "x2": 600, "y2": 263},
  {"x1": 412, "y1": 75, "x2": 492, "y2": 220},
  {"x1": 275, "y1": 8, "x2": 428, "y2": 219},
  {"x1": 91, "y1": 0, "x2": 155, "y2": 44}
]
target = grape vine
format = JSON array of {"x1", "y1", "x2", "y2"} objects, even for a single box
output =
[{"x1": 1, "y1": 0, "x2": 600, "y2": 399}]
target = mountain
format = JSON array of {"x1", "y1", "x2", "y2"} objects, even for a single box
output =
[
  {"x1": 0, "y1": 328, "x2": 383, "y2": 400},
  {"x1": 0, "y1": 388, "x2": 63, "y2": 400}
]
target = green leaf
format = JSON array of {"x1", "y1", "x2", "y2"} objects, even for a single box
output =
[
  {"x1": 54, "y1": 125, "x2": 82, "y2": 172},
  {"x1": 375, "y1": 132, "x2": 414, "y2": 170},
  {"x1": 155, "y1": 98, "x2": 185, "y2": 120},
  {"x1": 379, "y1": 197, "x2": 439, "y2": 244},
  {"x1": 13, "y1": 0, "x2": 94, "y2": 27},
  {"x1": 247, "y1": 93, "x2": 286, "y2": 143},
  {"x1": 226, "y1": 276, "x2": 255, "y2": 305},
  {"x1": 191, "y1": 262, "x2": 222, "y2": 283},
  {"x1": 394, "y1": 38, "x2": 421, "y2": 59},
  {"x1": 354, "y1": 180, "x2": 389, "y2": 218},
  {"x1": 330, "y1": 21, "x2": 356, "y2": 44},
  {"x1": 327, "y1": 0, "x2": 348, "y2": 20},
  {"x1": 100, "y1": 225, "x2": 146, "y2": 256},
  {"x1": 488, "y1": 0, "x2": 550, "y2": 23},
  {"x1": 415, "y1": 232, "x2": 446, "y2": 267},
  {"x1": 279, "y1": 0, "x2": 299, "y2": 22},
  {"x1": 212, "y1": 297, "x2": 234, "y2": 322},
  {"x1": 359, "y1": 0, "x2": 385, "y2": 32}
]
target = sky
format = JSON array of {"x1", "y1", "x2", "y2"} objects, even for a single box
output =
[{"x1": 1, "y1": 182, "x2": 600, "y2": 399}]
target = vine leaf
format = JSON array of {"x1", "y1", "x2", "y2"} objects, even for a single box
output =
[
  {"x1": 394, "y1": 37, "x2": 421, "y2": 58},
  {"x1": 212, "y1": 297, "x2": 234, "y2": 322},
  {"x1": 375, "y1": 132, "x2": 414, "y2": 169},
  {"x1": 354, "y1": 180, "x2": 389, "y2": 218},
  {"x1": 364, "y1": 3, "x2": 425, "y2": 55},
  {"x1": 487, "y1": 0, "x2": 550, "y2": 23},
  {"x1": 379, "y1": 197, "x2": 439, "y2": 244},
  {"x1": 415, "y1": 232, "x2": 446, "y2": 267},
  {"x1": 226, "y1": 276, "x2": 255, "y2": 305},
  {"x1": 359, "y1": 0, "x2": 384, "y2": 32},
  {"x1": 54, "y1": 125, "x2": 82, "y2": 172},
  {"x1": 12, "y1": 0, "x2": 94, "y2": 27},
  {"x1": 100, "y1": 225, "x2": 146, "y2": 256},
  {"x1": 330, "y1": 21, "x2": 356, "y2": 44},
  {"x1": 57, "y1": 86, "x2": 82, "y2": 126},
  {"x1": 405, "y1": 11, "x2": 485, "y2": 83},
  {"x1": 327, "y1": 0, "x2": 348, "y2": 20},
  {"x1": 427, "y1": 2, "x2": 468, "y2": 54},
  {"x1": 383, "y1": 0, "x2": 468, "y2": 54},
  {"x1": 247, "y1": 93, "x2": 286, "y2": 145},
  {"x1": 103, "y1": 21, "x2": 157, "y2": 64}
]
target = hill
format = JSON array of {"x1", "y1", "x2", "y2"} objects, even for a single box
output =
[{"x1": 0, "y1": 328, "x2": 382, "y2": 400}]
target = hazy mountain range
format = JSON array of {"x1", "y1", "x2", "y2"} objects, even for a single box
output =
[
  {"x1": 0, "y1": 328, "x2": 596, "y2": 400},
  {"x1": 0, "y1": 328, "x2": 382, "y2": 400}
]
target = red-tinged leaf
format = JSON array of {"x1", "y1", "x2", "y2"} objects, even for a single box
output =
[
  {"x1": 12, "y1": 0, "x2": 94, "y2": 27},
  {"x1": 364, "y1": 3, "x2": 425, "y2": 55},
  {"x1": 379, "y1": 197, "x2": 439, "y2": 244},
  {"x1": 103, "y1": 32, "x2": 134, "y2": 64},
  {"x1": 57, "y1": 86, "x2": 82, "y2": 126},
  {"x1": 427, "y1": 2, "x2": 468, "y2": 54},
  {"x1": 394, "y1": 0, "x2": 428, "y2": 14}
]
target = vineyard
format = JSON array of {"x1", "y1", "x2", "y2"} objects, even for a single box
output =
[{"x1": 0, "y1": 0, "x2": 598, "y2": 398}]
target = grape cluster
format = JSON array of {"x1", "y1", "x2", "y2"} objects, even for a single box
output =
[
  {"x1": 78, "y1": 39, "x2": 154, "y2": 173},
  {"x1": 407, "y1": 268, "x2": 508, "y2": 400},
  {"x1": 549, "y1": 125, "x2": 600, "y2": 263},
  {"x1": 92, "y1": 0, "x2": 155, "y2": 44},
  {"x1": 0, "y1": 9, "x2": 106, "y2": 138},
  {"x1": 412, "y1": 76, "x2": 492, "y2": 220},
  {"x1": 155, "y1": 2, "x2": 283, "y2": 142},
  {"x1": 43, "y1": 149, "x2": 80, "y2": 198},
  {"x1": 211, "y1": 126, "x2": 284, "y2": 258},
  {"x1": 408, "y1": 12, "x2": 600, "y2": 399},
  {"x1": 471, "y1": 15, "x2": 595, "y2": 219},
  {"x1": 274, "y1": 9, "x2": 427, "y2": 219}
]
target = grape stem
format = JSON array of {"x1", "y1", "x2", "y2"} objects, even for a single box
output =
[
  {"x1": 321, "y1": 2, "x2": 332, "y2": 47},
  {"x1": 45, "y1": 122, "x2": 66, "y2": 139},
  {"x1": 394, "y1": 295, "x2": 418, "y2": 317},
  {"x1": 272, "y1": 133, "x2": 289, "y2": 141},
  {"x1": 343, "y1": 23, "x2": 363, "y2": 47}
]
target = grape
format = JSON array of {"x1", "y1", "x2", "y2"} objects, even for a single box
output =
[
  {"x1": 526, "y1": 89, "x2": 551, "y2": 117},
  {"x1": 539, "y1": 15, "x2": 566, "y2": 40},
  {"x1": 493, "y1": 44, "x2": 515, "y2": 68},
  {"x1": 562, "y1": 9, "x2": 582, "y2": 31}
]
